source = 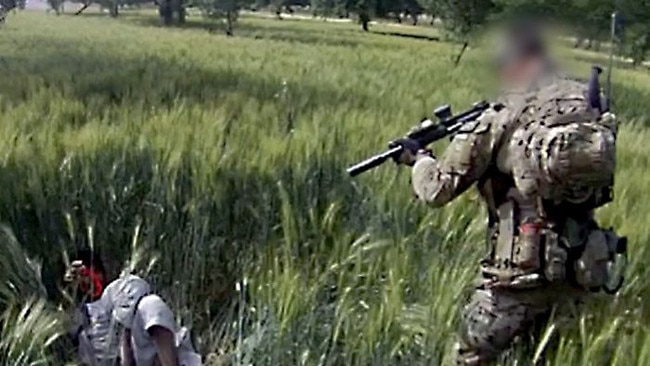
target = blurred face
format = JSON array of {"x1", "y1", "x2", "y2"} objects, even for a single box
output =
[{"x1": 497, "y1": 55, "x2": 544, "y2": 88}]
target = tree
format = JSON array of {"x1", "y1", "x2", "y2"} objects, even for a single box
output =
[
  {"x1": 0, "y1": 0, "x2": 25, "y2": 13},
  {"x1": 425, "y1": 0, "x2": 494, "y2": 64},
  {"x1": 357, "y1": 0, "x2": 373, "y2": 30},
  {"x1": 617, "y1": 0, "x2": 650, "y2": 66},
  {"x1": 47, "y1": 0, "x2": 65, "y2": 14},
  {"x1": 193, "y1": 0, "x2": 253, "y2": 35},
  {"x1": 432, "y1": 0, "x2": 494, "y2": 38},
  {"x1": 0, "y1": 0, "x2": 16, "y2": 11},
  {"x1": 566, "y1": 0, "x2": 615, "y2": 50},
  {"x1": 311, "y1": 0, "x2": 375, "y2": 30},
  {"x1": 158, "y1": 0, "x2": 186, "y2": 25}
]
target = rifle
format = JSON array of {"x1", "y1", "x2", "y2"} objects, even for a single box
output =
[{"x1": 346, "y1": 100, "x2": 492, "y2": 177}]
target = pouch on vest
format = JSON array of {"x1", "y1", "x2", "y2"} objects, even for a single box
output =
[
  {"x1": 573, "y1": 228, "x2": 627, "y2": 293},
  {"x1": 488, "y1": 191, "x2": 550, "y2": 285},
  {"x1": 505, "y1": 189, "x2": 546, "y2": 275},
  {"x1": 513, "y1": 219, "x2": 543, "y2": 271},
  {"x1": 574, "y1": 230, "x2": 609, "y2": 290},
  {"x1": 543, "y1": 228, "x2": 568, "y2": 282}
]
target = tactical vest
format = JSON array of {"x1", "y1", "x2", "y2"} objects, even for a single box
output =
[{"x1": 478, "y1": 76, "x2": 626, "y2": 292}]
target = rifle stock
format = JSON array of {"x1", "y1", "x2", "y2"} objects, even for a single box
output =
[{"x1": 346, "y1": 100, "x2": 491, "y2": 177}]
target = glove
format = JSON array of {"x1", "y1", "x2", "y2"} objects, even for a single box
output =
[{"x1": 389, "y1": 138, "x2": 431, "y2": 166}]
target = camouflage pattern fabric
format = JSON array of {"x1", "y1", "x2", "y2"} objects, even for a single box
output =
[
  {"x1": 411, "y1": 86, "x2": 520, "y2": 206},
  {"x1": 505, "y1": 77, "x2": 617, "y2": 204},
  {"x1": 410, "y1": 72, "x2": 615, "y2": 364},
  {"x1": 456, "y1": 284, "x2": 584, "y2": 365}
]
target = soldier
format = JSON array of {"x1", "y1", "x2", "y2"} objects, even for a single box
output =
[{"x1": 395, "y1": 23, "x2": 626, "y2": 365}]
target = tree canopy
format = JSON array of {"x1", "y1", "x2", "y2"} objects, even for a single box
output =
[{"x1": 5, "y1": 0, "x2": 649, "y2": 64}]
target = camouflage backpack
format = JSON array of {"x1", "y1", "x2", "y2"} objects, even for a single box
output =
[{"x1": 507, "y1": 76, "x2": 617, "y2": 209}]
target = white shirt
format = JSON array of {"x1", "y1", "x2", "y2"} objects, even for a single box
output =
[
  {"x1": 128, "y1": 294, "x2": 202, "y2": 366},
  {"x1": 129, "y1": 294, "x2": 177, "y2": 366},
  {"x1": 76, "y1": 297, "x2": 120, "y2": 366}
]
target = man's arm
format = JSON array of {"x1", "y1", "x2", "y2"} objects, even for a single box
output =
[
  {"x1": 137, "y1": 295, "x2": 180, "y2": 366},
  {"x1": 150, "y1": 325, "x2": 180, "y2": 366},
  {"x1": 411, "y1": 107, "x2": 502, "y2": 207},
  {"x1": 120, "y1": 329, "x2": 136, "y2": 366}
]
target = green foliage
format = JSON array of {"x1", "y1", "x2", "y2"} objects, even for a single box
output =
[
  {"x1": 617, "y1": 0, "x2": 650, "y2": 65},
  {"x1": 0, "y1": 0, "x2": 23, "y2": 16},
  {"x1": 1, "y1": 10, "x2": 650, "y2": 366},
  {"x1": 432, "y1": 0, "x2": 495, "y2": 39},
  {"x1": 193, "y1": 0, "x2": 253, "y2": 34},
  {"x1": 0, "y1": 298, "x2": 67, "y2": 366},
  {"x1": 194, "y1": 0, "x2": 238, "y2": 18},
  {"x1": 0, "y1": 226, "x2": 47, "y2": 308},
  {"x1": 0, "y1": 226, "x2": 66, "y2": 365}
]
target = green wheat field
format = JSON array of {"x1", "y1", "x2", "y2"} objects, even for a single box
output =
[{"x1": 1, "y1": 10, "x2": 650, "y2": 366}]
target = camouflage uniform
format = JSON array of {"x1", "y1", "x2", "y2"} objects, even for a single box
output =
[{"x1": 411, "y1": 71, "x2": 622, "y2": 365}]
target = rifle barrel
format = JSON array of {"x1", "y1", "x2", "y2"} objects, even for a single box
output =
[
  {"x1": 346, "y1": 146, "x2": 404, "y2": 177},
  {"x1": 346, "y1": 100, "x2": 490, "y2": 178}
]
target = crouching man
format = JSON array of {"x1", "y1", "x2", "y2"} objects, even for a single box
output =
[
  {"x1": 66, "y1": 261, "x2": 201, "y2": 366},
  {"x1": 104, "y1": 274, "x2": 198, "y2": 366}
]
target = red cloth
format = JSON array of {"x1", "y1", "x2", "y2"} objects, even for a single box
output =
[{"x1": 79, "y1": 267, "x2": 104, "y2": 301}]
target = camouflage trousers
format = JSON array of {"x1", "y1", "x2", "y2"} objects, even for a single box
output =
[{"x1": 455, "y1": 282, "x2": 585, "y2": 365}]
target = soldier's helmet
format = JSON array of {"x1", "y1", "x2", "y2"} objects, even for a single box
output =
[{"x1": 105, "y1": 274, "x2": 152, "y2": 329}]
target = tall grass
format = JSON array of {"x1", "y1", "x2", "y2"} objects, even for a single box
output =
[
  {"x1": 0, "y1": 225, "x2": 67, "y2": 365},
  {"x1": 0, "y1": 10, "x2": 649, "y2": 365}
]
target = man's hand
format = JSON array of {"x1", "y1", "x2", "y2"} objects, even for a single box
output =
[
  {"x1": 64, "y1": 260, "x2": 88, "y2": 284},
  {"x1": 390, "y1": 138, "x2": 432, "y2": 166},
  {"x1": 149, "y1": 325, "x2": 180, "y2": 366}
]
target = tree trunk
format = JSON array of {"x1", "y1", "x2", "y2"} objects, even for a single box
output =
[
  {"x1": 178, "y1": 7, "x2": 186, "y2": 24},
  {"x1": 175, "y1": 0, "x2": 185, "y2": 24},
  {"x1": 159, "y1": 0, "x2": 173, "y2": 26},
  {"x1": 109, "y1": 2, "x2": 118, "y2": 17},
  {"x1": 411, "y1": 13, "x2": 417, "y2": 26},
  {"x1": 226, "y1": 11, "x2": 234, "y2": 36},
  {"x1": 360, "y1": 12, "x2": 369, "y2": 31},
  {"x1": 178, "y1": 10, "x2": 185, "y2": 24}
]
